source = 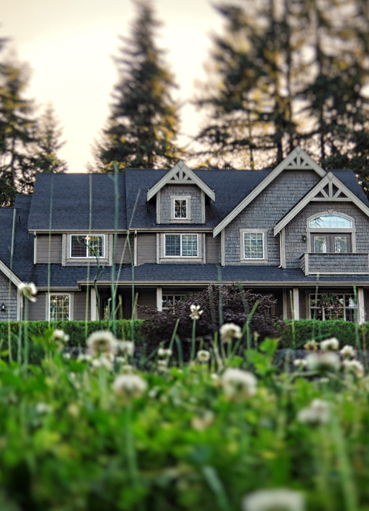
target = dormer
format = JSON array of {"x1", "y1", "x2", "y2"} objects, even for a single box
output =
[{"x1": 146, "y1": 161, "x2": 215, "y2": 225}]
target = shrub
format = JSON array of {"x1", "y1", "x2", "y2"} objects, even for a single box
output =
[
  {"x1": 279, "y1": 319, "x2": 369, "y2": 349},
  {"x1": 140, "y1": 284, "x2": 280, "y2": 350}
]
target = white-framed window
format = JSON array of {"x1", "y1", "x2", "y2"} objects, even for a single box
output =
[
  {"x1": 49, "y1": 294, "x2": 71, "y2": 321},
  {"x1": 309, "y1": 293, "x2": 357, "y2": 322},
  {"x1": 241, "y1": 230, "x2": 266, "y2": 260},
  {"x1": 162, "y1": 294, "x2": 186, "y2": 309},
  {"x1": 164, "y1": 234, "x2": 198, "y2": 257},
  {"x1": 171, "y1": 196, "x2": 191, "y2": 220},
  {"x1": 70, "y1": 235, "x2": 105, "y2": 258},
  {"x1": 307, "y1": 212, "x2": 355, "y2": 253}
]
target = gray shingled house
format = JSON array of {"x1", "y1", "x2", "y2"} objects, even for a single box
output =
[{"x1": 1, "y1": 146, "x2": 369, "y2": 323}]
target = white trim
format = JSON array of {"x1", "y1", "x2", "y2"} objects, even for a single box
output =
[
  {"x1": 203, "y1": 233, "x2": 206, "y2": 264},
  {"x1": 156, "y1": 233, "x2": 160, "y2": 264},
  {"x1": 274, "y1": 172, "x2": 369, "y2": 235},
  {"x1": 282, "y1": 289, "x2": 288, "y2": 320},
  {"x1": 221, "y1": 230, "x2": 225, "y2": 267},
  {"x1": 33, "y1": 234, "x2": 37, "y2": 264},
  {"x1": 293, "y1": 287, "x2": 300, "y2": 320},
  {"x1": 48, "y1": 292, "x2": 73, "y2": 321},
  {"x1": 134, "y1": 230, "x2": 138, "y2": 267},
  {"x1": 69, "y1": 234, "x2": 106, "y2": 260},
  {"x1": 147, "y1": 161, "x2": 215, "y2": 202},
  {"x1": 214, "y1": 146, "x2": 326, "y2": 238},
  {"x1": 171, "y1": 196, "x2": 191, "y2": 221},
  {"x1": 201, "y1": 190, "x2": 205, "y2": 223},
  {"x1": 0, "y1": 260, "x2": 22, "y2": 288},
  {"x1": 156, "y1": 287, "x2": 163, "y2": 311},
  {"x1": 90, "y1": 287, "x2": 97, "y2": 321},
  {"x1": 240, "y1": 229, "x2": 267, "y2": 262},
  {"x1": 358, "y1": 287, "x2": 365, "y2": 324},
  {"x1": 162, "y1": 233, "x2": 200, "y2": 259},
  {"x1": 156, "y1": 190, "x2": 161, "y2": 224},
  {"x1": 280, "y1": 229, "x2": 286, "y2": 268}
]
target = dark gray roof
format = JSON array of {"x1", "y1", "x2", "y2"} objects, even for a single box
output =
[
  {"x1": 331, "y1": 170, "x2": 369, "y2": 205},
  {"x1": 28, "y1": 173, "x2": 127, "y2": 231}
]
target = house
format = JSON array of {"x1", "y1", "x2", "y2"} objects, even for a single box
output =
[{"x1": 1, "y1": 146, "x2": 369, "y2": 324}]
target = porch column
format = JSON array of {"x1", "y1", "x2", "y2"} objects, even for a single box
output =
[
  {"x1": 293, "y1": 287, "x2": 300, "y2": 321},
  {"x1": 357, "y1": 287, "x2": 365, "y2": 325},
  {"x1": 282, "y1": 290, "x2": 288, "y2": 320},
  {"x1": 90, "y1": 287, "x2": 98, "y2": 321},
  {"x1": 156, "y1": 287, "x2": 163, "y2": 312}
]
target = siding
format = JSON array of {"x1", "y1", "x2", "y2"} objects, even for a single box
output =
[
  {"x1": 37, "y1": 235, "x2": 62, "y2": 264},
  {"x1": 285, "y1": 202, "x2": 369, "y2": 268},
  {"x1": 159, "y1": 185, "x2": 203, "y2": 224},
  {"x1": 115, "y1": 235, "x2": 133, "y2": 265},
  {"x1": 74, "y1": 292, "x2": 88, "y2": 321},
  {"x1": 137, "y1": 234, "x2": 156, "y2": 265},
  {"x1": 206, "y1": 234, "x2": 221, "y2": 264},
  {"x1": 28, "y1": 293, "x2": 46, "y2": 321},
  {"x1": 0, "y1": 271, "x2": 17, "y2": 321},
  {"x1": 224, "y1": 170, "x2": 320, "y2": 265}
]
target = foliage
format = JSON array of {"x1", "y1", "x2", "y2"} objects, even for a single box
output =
[
  {"x1": 31, "y1": 103, "x2": 68, "y2": 174},
  {"x1": 195, "y1": 0, "x2": 369, "y2": 185},
  {"x1": 279, "y1": 319, "x2": 369, "y2": 349},
  {"x1": 95, "y1": 0, "x2": 182, "y2": 172},
  {"x1": 140, "y1": 284, "x2": 279, "y2": 348},
  {"x1": 0, "y1": 329, "x2": 369, "y2": 509}
]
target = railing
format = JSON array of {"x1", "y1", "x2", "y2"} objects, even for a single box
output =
[{"x1": 299, "y1": 253, "x2": 369, "y2": 276}]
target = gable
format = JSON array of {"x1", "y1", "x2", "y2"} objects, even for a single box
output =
[
  {"x1": 274, "y1": 172, "x2": 369, "y2": 236},
  {"x1": 0, "y1": 260, "x2": 22, "y2": 288},
  {"x1": 213, "y1": 146, "x2": 326, "y2": 237},
  {"x1": 146, "y1": 161, "x2": 215, "y2": 202}
]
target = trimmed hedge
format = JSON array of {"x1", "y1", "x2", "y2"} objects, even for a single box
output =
[
  {"x1": 0, "y1": 320, "x2": 144, "y2": 365},
  {"x1": 278, "y1": 319, "x2": 369, "y2": 349}
]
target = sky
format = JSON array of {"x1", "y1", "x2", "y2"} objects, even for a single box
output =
[{"x1": 2, "y1": 0, "x2": 224, "y2": 172}]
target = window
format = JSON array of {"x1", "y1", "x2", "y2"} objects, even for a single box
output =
[
  {"x1": 308, "y1": 213, "x2": 354, "y2": 254},
  {"x1": 243, "y1": 232, "x2": 265, "y2": 259},
  {"x1": 162, "y1": 294, "x2": 186, "y2": 309},
  {"x1": 49, "y1": 294, "x2": 70, "y2": 321},
  {"x1": 171, "y1": 196, "x2": 190, "y2": 220},
  {"x1": 71, "y1": 235, "x2": 104, "y2": 258},
  {"x1": 164, "y1": 234, "x2": 198, "y2": 257},
  {"x1": 310, "y1": 293, "x2": 357, "y2": 321}
]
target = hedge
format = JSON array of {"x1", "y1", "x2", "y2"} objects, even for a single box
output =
[
  {"x1": 278, "y1": 319, "x2": 369, "y2": 349},
  {"x1": 0, "y1": 319, "x2": 144, "y2": 365}
]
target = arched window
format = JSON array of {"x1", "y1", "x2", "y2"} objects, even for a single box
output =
[
  {"x1": 307, "y1": 213, "x2": 355, "y2": 253},
  {"x1": 309, "y1": 215, "x2": 352, "y2": 229}
]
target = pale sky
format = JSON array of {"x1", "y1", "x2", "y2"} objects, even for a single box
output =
[{"x1": 2, "y1": 0, "x2": 224, "y2": 172}]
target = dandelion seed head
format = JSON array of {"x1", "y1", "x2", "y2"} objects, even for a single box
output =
[
  {"x1": 343, "y1": 359, "x2": 364, "y2": 378},
  {"x1": 320, "y1": 337, "x2": 339, "y2": 351},
  {"x1": 306, "y1": 352, "x2": 340, "y2": 373},
  {"x1": 297, "y1": 399, "x2": 330, "y2": 426},
  {"x1": 221, "y1": 368, "x2": 257, "y2": 397},
  {"x1": 113, "y1": 374, "x2": 147, "y2": 398},
  {"x1": 197, "y1": 350, "x2": 211, "y2": 363},
  {"x1": 18, "y1": 282, "x2": 37, "y2": 302},
  {"x1": 242, "y1": 488, "x2": 305, "y2": 511},
  {"x1": 86, "y1": 330, "x2": 118, "y2": 357},
  {"x1": 340, "y1": 345, "x2": 356, "y2": 359},
  {"x1": 220, "y1": 322, "x2": 242, "y2": 343}
]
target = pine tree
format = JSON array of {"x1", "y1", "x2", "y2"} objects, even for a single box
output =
[
  {"x1": 0, "y1": 44, "x2": 36, "y2": 205},
  {"x1": 31, "y1": 104, "x2": 68, "y2": 173},
  {"x1": 194, "y1": 0, "x2": 300, "y2": 169},
  {"x1": 97, "y1": 0, "x2": 181, "y2": 171}
]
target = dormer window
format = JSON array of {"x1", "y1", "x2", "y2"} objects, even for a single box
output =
[
  {"x1": 307, "y1": 213, "x2": 355, "y2": 254},
  {"x1": 171, "y1": 196, "x2": 190, "y2": 221},
  {"x1": 71, "y1": 235, "x2": 105, "y2": 258}
]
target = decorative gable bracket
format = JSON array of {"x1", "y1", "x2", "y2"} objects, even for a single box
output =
[{"x1": 146, "y1": 161, "x2": 215, "y2": 202}]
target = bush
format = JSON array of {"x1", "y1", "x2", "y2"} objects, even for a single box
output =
[
  {"x1": 0, "y1": 319, "x2": 144, "y2": 364},
  {"x1": 140, "y1": 284, "x2": 280, "y2": 351},
  {"x1": 279, "y1": 319, "x2": 369, "y2": 349}
]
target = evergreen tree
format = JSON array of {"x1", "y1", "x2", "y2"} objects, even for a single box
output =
[
  {"x1": 31, "y1": 104, "x2": 68, "y2": 173},
  {"x1": 97, "y1": 0, "x2": 181, "y2": 171},
  {"x1": 0, "y1": 43, "x2": 36, "y2": 205}
]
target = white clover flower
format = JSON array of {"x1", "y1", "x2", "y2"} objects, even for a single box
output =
[
  {"x1": 158, "y1": 348, "x2": 172, "y2": 358},
  {"x1": 157, "y1": 359, "x2": 168, "y2": 372},
  {"x1": 197, "y1": 350, "x2": 211, "y2": 363},
  {"x1": 343, "y1": 359, "x2": 364, "y2": 378},
  {"x1": 191, "y1": 410, "x2": 215, "y2": 431},
  {"x1": 117, "y1": 340, "x2": 135, "y2": 357},
  {"x1": 113, "y1": 374, "x2": 147, "y2": 398},
  {"x1": 306, "y1": 352, "x2": 340, "y2": 373},
  {"x1": 293, "y1": 359, "x2": 307, "y2": 369},
  {"x1": 320, "y1": 337, "x2": 340, "y2": 351},
  {"x1": 221, "y1": 368, "x2": 257, "y2": 398},
  {"x1": 35, "y1": 402, "x2": 52, "y2": 414},
  {"x1": 211, "y1": 373, "x2": 219, "y2": 381},
  {"x1": 189, "y1": 304, "x2": 203, "y2": 320},
  {"x1": 52, "y1": 329, "x2": 70, "y2": 344},
  {"x1": 297, "y1": 398, "x2": 330, "y2": 426},
  {"x1": 340, "y1": 345, "x2": 356, "y2": 359},
  {"x1": 78, "y1": 353, "x2": 92, "y2": 362},
  {"x1": 63, "y1": 352, "x2": 71, "y2": 360},
  {"x1": 242, "y1": 488, "x2": 305, "y2": 511},
  {"x1": 86, "y1": 330, "x2": 118, "y2": 357},
  {"x1": 303, "y1": 340, "x2": 319, "y2": 351},
  {"x1": 91, "y1": 354, "x2": 114, "y2": 371},
  {"x1": 18, "y1": 282, "x2": 37, "y2": 302},
  {"x1": 67, "y1": 403, "x2": 80, "y2": 418},
  {"x1": 220, "y1": 322, "x2": 242, "y2": 343}
]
